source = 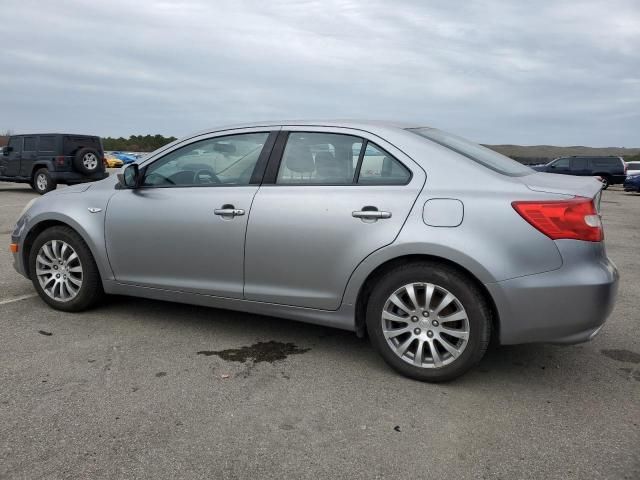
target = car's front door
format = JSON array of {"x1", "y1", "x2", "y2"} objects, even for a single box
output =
[
  {"x1": 547, "y1": 157, "x2": 570, "y2": 175},
  {"x1": 244, "y1": 128, "x2": 426, "y2": 310},
  {"x1": 3, "y1": 137, "x2": 23, "y2": 176},
  {"x1": 105, "y1": 130, "x2": 277, "y2": 298}
]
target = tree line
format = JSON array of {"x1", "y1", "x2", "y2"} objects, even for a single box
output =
[{"x1": 102, "y1": 134, "x2": 177, "y2": 152}]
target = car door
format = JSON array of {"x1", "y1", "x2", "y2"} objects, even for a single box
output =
[
  {"x1": 20, "y1": 136, "x2": 38, "y2": 177},
  {"x1": 105, "y1": 129, "x2": 277, "y2": 298},
  {"x1": 3, "y1": 137, "x2": 23, "y2": 176},
  {"x1": 570, "y1": 157, "x2": 590, "y2": 176},
  {"x1": 244, "y1": 127, "x2": 425, "y2": 310}
]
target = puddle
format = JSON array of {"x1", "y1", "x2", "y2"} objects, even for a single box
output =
[
  {"x1": 601, "y1": 349, "x2": 640, "y2": 364},
  {"x1": 38, "y1": 330, "x2": 52, "y2": 336},
  {"x1": 197, "y1": 341, "x2": 310, "y2": 364}
]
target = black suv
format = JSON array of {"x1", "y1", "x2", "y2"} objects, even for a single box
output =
[
  {"x1": 531, "y1": 156, "x2": 626, "y2": 189},
  {"x1": 0, "y1": 134, "x2": 108, "y2": 194}
]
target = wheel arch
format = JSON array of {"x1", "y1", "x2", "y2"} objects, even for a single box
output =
[
  {"x1": 353, "y1": 254, "x2": 500, "y2": 343},
  {"x1": 22, "y1": 216, "x2": 109, "y2": 281},
  {"x1": 30, "y1": 163, "x2": 53, "y2": 179}
]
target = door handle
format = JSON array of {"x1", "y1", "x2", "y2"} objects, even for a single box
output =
[
  {"x1": 214, "y1": 205, "x2": 245, "y2": 217},
  {"x1": 352, "y1": 209, "x2": 392, "y2": 220}
]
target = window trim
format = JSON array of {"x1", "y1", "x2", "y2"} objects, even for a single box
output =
[
  {"x1": 264, "y1": 131, "x2": 412, "y2": 187},
  {"x1": 137, "y1": 131, "x2": 278, "y2": 190}
]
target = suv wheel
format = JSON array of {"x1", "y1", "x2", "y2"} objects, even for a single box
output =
[
  {"x1": 366, "y1": 262, "x2": 491, "y2": 382},
  {"x1": 74, "y1": 148, "x2": 101, "y2": 174},
  {"x1": 32, "y1": 168, "x2": 56, "y2": 195},
  {"x1": 29, "y1": 226, "x2": 104, "y2": 312},
  {"x1": 600, "y1": 175, "x2": 611, "y2": 190}
]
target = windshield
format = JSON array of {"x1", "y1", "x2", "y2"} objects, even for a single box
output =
[{"x1": 407, "y1": 127, "x2": 533, "y2": 177}]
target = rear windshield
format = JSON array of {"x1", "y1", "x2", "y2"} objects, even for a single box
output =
[
  {"x1": 407, "y1": 127, "x2": 533, "y2": 177},
  {"x1": 63, "y1": 135, "x2": 102, "y2": 155},
  {"x1": 627, "y1": 162, "x2": 640, "y2": 170}
]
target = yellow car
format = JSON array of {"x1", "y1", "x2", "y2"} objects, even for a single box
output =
[{"x1": 104, "y1": 155, "x2": 124, "y2": 168}]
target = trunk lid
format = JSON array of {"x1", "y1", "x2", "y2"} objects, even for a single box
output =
[{"x1": 523, "y1": 172, "x2": 603, "y2": 199}]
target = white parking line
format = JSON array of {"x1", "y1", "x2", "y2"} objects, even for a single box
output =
[
  {"x1": 0, "y1": 204, "x2": 28, "y2": 208},
  {"x1": 0, "y1": 293, "x2": 38, "y2": 305}
]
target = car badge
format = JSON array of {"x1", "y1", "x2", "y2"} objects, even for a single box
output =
[{"x1": 88, "y1": 207, "x2": 102, "y2": 213}]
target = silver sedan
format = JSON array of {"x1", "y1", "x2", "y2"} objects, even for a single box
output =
[{"x1": 10, "y1": 121, "x2": 619, "y2": 381}]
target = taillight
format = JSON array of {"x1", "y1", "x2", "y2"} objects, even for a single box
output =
[
  {"x1": 55, "y1": 156, "x2": 65, "y2": 166},
  {"x1": 512, "y1": 197, "x2": 603, "y2": 242}
]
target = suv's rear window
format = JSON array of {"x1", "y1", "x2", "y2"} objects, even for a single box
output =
[
  {"x1": 63, "y1": 136, "x2": 102, "y2": 155},
  {"x1": 38, "y1": 136, "x2": 56, "y2": 152},
  {"x1": 407, "y1": 127, "x2": 532, "y2": 176}
]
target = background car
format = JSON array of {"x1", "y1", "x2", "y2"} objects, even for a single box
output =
[
  {"x1": 625, "y1": 161, "x2": 640, "y2": 176},
  {"x1": 531, "y1": 156, "x2": 626, "y2": 189},
  {"x1": 0, "y1": 133, "x2": 108, "y2": 194},
  {"x1": 623, "y1": 172, "x2": 640, "y2": 192},
  {"x1": 10, "y1": 121, "x2": 618, "y2": 382},
  {"x1": 111, "y1": 151, "x2": 140, "y2": 164},
  {"x1": 104, "y1": 154, "x2": 124, "y2": 168}
]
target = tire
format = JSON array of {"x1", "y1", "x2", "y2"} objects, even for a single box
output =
[
  {"x1": 599, "y1": 175, "x2": 611, "y2": 190},
  {"x1": 74, "y1": 148, "x2": 101, "y2": 174},
  {"x1": 366, "y1": 262, "x2": 491, "y2": 382},
  {"x1": 32, "y1": 168, "x2": 57, "y2": 195},
  {"x1": 29, "y1": 226, "x2": 104, "y2": 312}
]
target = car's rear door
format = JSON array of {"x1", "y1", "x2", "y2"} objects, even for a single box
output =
[
  {"x1": 105, "y1": 129, "x2": 278, "y2": 298},
  {"x1": 244, "y1": 126, "x2": 426, "y2": 310},
  {"x1": 570, "y1": 157, "x2": 590, "y2": 177}
]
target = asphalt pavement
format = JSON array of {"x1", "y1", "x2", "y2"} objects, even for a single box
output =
[{"x1": 0, "y1": 182, "x2": 638, "y2": 479}]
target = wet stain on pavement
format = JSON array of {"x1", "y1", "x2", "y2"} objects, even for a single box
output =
[
  {"x1": 38, "y1": 330, "x2": 52, "y2": 336},
  {"x1": 197, "y1": 341, "x2": 310, "y2": 364},
  {"x1": 155, "y1": 371, "x2": 167, "y2": 377},
  {"x1": 601, "y1": 349, "x2": 640, "y2": 364}
]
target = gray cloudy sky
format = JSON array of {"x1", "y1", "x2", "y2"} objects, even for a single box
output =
[{"x1": 1, "y1": 0, "x2": 639, "y2": 146}]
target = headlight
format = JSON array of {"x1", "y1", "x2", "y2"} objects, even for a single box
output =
[{"x1": 18, "y1": 198, "x2": 37, "y2": 219}]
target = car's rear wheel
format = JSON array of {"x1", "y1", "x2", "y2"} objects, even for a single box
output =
[
  {"x1": 366, "y1": 262, "x2": 491, "y2": 382},
  {"x1": 32, "y1": 168, "x2": 56, "y2": 195},
  {"x1": 74, "y1": 148, "x2": 101, "y2": 174},
  {"x1": 29, "y1": 226, "x2": 103, "y2": 312},
  {"x1": 600, "y1": 175, "x2": 611, "y2": 189}
]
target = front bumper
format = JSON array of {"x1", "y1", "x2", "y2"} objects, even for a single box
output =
[{"x1": 486, "y1": 240, "x2": 619, "y2": 345}]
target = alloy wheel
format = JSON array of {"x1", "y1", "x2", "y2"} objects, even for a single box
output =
[
  {"x1": 83, "y1": 153, "x2": 98, "y2": 170},
  {"x1": 35, "y1": 240, "x2": 83, "y2": 302},
  {"x1": 36, "y1": 173, "x2": 48, "y2": 191},
  {"x1": 381, "y1": 282, "x2": 470, "y2": 368}
]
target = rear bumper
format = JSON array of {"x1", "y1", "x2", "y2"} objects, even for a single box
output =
[
  {"x1": 486, "y1": 241, "x2": 619, "y2": 345},
  {"x1": 50, "y1": 171, "x2": 108, "y2": 184}
]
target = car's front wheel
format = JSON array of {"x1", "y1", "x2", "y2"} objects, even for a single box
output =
[
  {"x1": 366, "y1": 262, "x2": 491, "y2": 382},
  {"x1": 29, "y1": 226, "x2": 104, "y2": 312}
]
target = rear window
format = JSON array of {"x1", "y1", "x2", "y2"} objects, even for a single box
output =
[
  {"x1": 627, "y1": 162, "x2": 640, "y2": 170},
  {"x1": 23, "y1": 136, "x2": 37, "y2": 151},
  {"x1": 38, "y1": 136, "x2": 56, "y2": 152},
  {"x1": 407, "y1": 128, "x2": 532, "y2": 176},
  {"x1": 63, "y1": 136, "x2": 102, "y2": 155}
]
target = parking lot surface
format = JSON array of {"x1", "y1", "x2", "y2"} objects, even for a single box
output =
[{"x1": 1, "y1": 182, "x2": 638, "y2": 479}]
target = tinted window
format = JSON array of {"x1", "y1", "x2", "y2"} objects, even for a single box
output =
[
  {"x1": 627, "y1": 162, "x2": 640, "y2": 170},
  {"x1": 8, "y1": 137, "x2": 22, "y2": 152},
  {"x1": 592, "y1": 158, "x2": 619, "y2": 167},
  {"x1": 277, "y1": 132, "x2": 363, "y2": 184},
  {"x1": 38, "y1": 136, "x2": 56, "y2": 152},
  {"x1": 63, "y1": 136, "x2": 101, "y2": 155},
  {"x1": 358, "y1": 143, "x2": 410, "y2": 185},
  {"x1": 571, "y1": 158, "x2": 589, "y2": 170},
  {"x1": 551, "y1": 158, "x2": 570, "y2": 169},
  {"x1": 23, "y1": 137, "x2": 37, "y2": 151},
  {"x1": 143, "y1": 132, "x2": 269, "y2": 187},
  {"x1": 408, "y1": 128, "x2": 532, "y2": 176}
]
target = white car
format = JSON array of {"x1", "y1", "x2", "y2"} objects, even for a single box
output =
[{"x1": 626, "y1": 161, "x2": 640, "y2": 176}]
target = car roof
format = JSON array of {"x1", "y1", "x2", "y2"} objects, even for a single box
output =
[{"x1": 191, "y1": 120, "x2": 428, "y2": 137}]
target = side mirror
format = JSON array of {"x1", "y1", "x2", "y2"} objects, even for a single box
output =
[
  {"x1": 2, "y1": 146, "x2": 12, "y2": 156},
  {"x1": 117, "y1": 163, "x2": 140, "y2": 189}
]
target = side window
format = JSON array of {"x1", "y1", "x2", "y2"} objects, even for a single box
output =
[
  {"x1": 38, "y1": 136, "x2": 56, "y2": 152},
  {"x1": 358, "y1": 143, "x2": 411, "y2": 185},
  {"x1": 571, "y1": 158, "x2": 589, "y2": 170},
  {"x1": 8, "y1": 137, "x2": 22, "y2": 153},
  {"x1": 143, "y1": 132, "x2": 269, "y2": 187},
  {"x1": 277, "y1": 132, "x2": 363, "y2": 184},
  {"x1": 23, "y1": 137, "x2": 37, "y2": 152},
  {"x1": 551, "y1": 158, "x2": 570, "y2": 169}
]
